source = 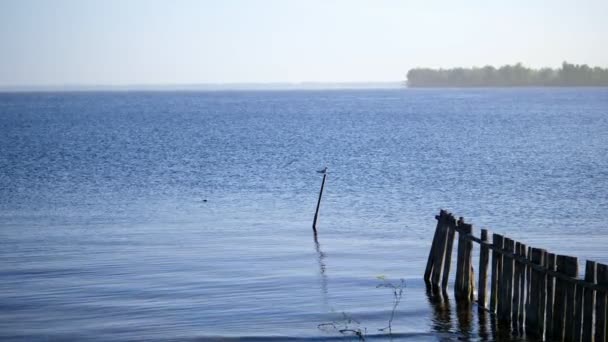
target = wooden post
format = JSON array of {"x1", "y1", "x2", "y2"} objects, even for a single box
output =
[
  {"x1": 582, "y1": 260, "x2": 597, "y2": 342},
  {"x1": 574, "y1": 264, "x2": 585, "y2": 342},
  {"x1": 538, "y1": 250, "x2": 548, "y2": 339},
  {"x1": 312, "y1": 172, "x2": 327, "y2": 234},
  {"x1": 455, "y1": 221, "x2": 473, "y2": 301},
  {"x1": 596, "y1": 263, "x2": 608, "y2": 342},
  {"x1": 564, "y1": 257, "x2": 579, "y2": 341},
  {"x1": 512, "y1": 241, "x2": 522, "y2": 327},
  {"x1": 425, "y1": 210, "x2": 445, "y2": 283},
  {"x1": 526, "y1": 247, "x2": 544, "y2": 335},
  {"x1": 499, "y1": 238, "x2": 514, "y2": 322},
  {"x1": 464, "y1": 224, "x2": 475, "y2": 301},
  {"x1": 478, "y1": 229, "x2": 490, "y2": 310},
  {"x1": 441, "y1": 214, "x2": 457, "y2": 290},
  {"x1": 526, "y1": 246, "x2": 532, "y2": 312},
  {"x1": 431, "y1": 218, "x2": 449, "y2": 287},
  {"x1": 518, "y1": 243, "x2": 528, "y2": 329},
  {"x1": 545, "y1": 253, "x2": 557, "y2": 340},
  {"x1": 553, "y1": 255, "x2": 578, "y2": 341},
  {"x1": 490, "y1": 234, "x2": 504, "y2": 314}
]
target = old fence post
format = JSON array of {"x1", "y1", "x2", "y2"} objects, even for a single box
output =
[
  {"x1": 442, "y1": 214, "x2": 457, "y2": 290},
  {"x1": 498, "y1": 238, "x2": 514, "y2": 322},
  {"x1": 425, "y1": 210, "x2": 445, "y2": 285},
  {"x1": 490, "y1": 234, "x2": 504, "y2": 314},
  {"x1": 512, "y1": 241, "x2": 522, "y2": 329},
  {"x1": 596, "y1": 263, "x2": 608, "y2": 342},
  {"x1": 545, "y1": 253, "x2": 556, "y2": 339},
  {"x1": 455, "y1": 221, "x2": 474, "y2": 301},
  {"x1": 431, "y1": 214, "x2": 449, "y2": 287},
  {"x1": 553, "y1": 255, "x2": 578, "y2": 340},
  {"x1": 582, "y1": 260, "x2": 597, "y2": 342},
  {"x1": 478, "y1": 229, "x2": 490, "y2": 310}
]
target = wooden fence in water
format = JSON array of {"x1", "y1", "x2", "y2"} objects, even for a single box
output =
[{"x1": 424, "y1": 209, "x2": 608, "y2": 342}]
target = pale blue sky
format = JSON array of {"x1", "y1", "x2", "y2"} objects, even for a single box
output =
[{"x1": 0, "y1": 0, "x2": 607, "y2": 86}]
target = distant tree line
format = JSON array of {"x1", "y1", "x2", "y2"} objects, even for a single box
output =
[{"x1": 406, "y1": 62, "x2": 608, "y2": 87}]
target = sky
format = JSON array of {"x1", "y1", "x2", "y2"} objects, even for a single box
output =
[{"x1": 0, "y1": 0, "x2": 607, "y2": 86}]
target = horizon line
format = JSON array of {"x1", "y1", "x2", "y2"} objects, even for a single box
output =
[{"x1": 0, "y1": 81, "x2": 406, "y2": 92}]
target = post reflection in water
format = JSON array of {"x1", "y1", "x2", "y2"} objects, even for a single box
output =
[
  {"x1": 425, "y1": 284, "x2": 509, "y2": 341},
  {"x1": 313, "y1": 233, "x2": 329, "y2": 307},
  {"x1": 425, "y1": 285, "x2": 453, "y2": 337},
  {"x1": 455, "y1": 299, "x2": 473, "y2": 340}
]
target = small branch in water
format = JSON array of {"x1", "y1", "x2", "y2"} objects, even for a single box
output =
[
  {"x1": 376, "y1": 278, "x2": 406, "y2": 335},
  {"x1": 318, "y1": 312, "x2": 366, "y2": 341}
]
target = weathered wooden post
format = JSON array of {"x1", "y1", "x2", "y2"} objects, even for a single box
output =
[
  {"x1": 564, "y1": 257, "x2": 579, "y2": 341},
  {"x1": 464, "y1": 224, "x2": 475, "y2": 301},
  {"x1": 490, "y1": 234, "x2": 504, "y2": 314},
  {"x1": 538, "y1": 250, "x2": 548, "y2": 339},
  {"x1": 582, "y1": 260, "x2": 597, "y2": 342},
  {"x1": 498, "y1": 238, "x2": 514, "y2": 322},
  {"x1": 518, "y1": 243, "x2": 528, "y2": 329},
  {"x1": 478, "y1": 229, "x2": 490, "y2": 310},
  {"x1": 553, "y1": 255, "x2": 578, "y2": 340},
  {"x1": 312, "y1": 169, "x2": 327, "y2": 234},
  {"x1": 455, "y1": 221, "x2": 473, "y2": 301},
  {"x1": 545, "y1": 253, "x2": 556, "y2": 339},
  {"x1": 512, "y1": 242, "x2": 522, "y2": 328},
  {"x1": 526, "y1": 248, "x2": 543, "y2": 335},
  {"x1": 441, "y1": 214, "x2": 457, "y2": 290},
  {"x1": 574, "y1": 266, "x2": 585, "y2": 342},
  {"x1": 596, "y1": 263, "x2": 608, "y2": 342},
  {"x1": 431, "y1": 215, "x2": 450, "y2": 287},
  {"x1": 425, "y1": 210, "x2": 446, "y2": 284}
]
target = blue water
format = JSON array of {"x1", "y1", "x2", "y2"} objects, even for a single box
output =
[{"x1": 1, "y1": 88, "x2": 607, "y2": 341}]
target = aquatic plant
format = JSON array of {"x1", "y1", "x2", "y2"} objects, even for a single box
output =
[
  {"x1": 376, "y1": 277, "x2": 406, "y2": 335},
  {"x1": 318, "y1": 312, "x2": 366, "y2": 341},
  {"x1": 317, "y1": 277, "x2": 406, "y2": 340}
]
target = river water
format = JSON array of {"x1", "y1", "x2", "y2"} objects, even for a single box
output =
[{"x1": 1, "y1": 88, "x2": 607, "y2": 341}]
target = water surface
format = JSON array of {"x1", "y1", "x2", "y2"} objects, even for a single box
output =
[{"x1": 1, "y1": 88, "x2": 607, "y2": 341}]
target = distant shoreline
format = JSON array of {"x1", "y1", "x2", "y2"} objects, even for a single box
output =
[{"x1": 407, "y1": 62, "x2": 608, "y2": 87}]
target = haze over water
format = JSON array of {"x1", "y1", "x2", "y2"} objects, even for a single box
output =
[{"x1": 1, "y1": 88, "x2": 607, "y2": 340}]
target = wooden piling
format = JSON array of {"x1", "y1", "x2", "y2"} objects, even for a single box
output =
[
  {"x1": 596, "y1": 263, "x2": 608, "y2": 342},
  {"x1": 538, "y1": 249, "x2": 548, "y2": 339},
  {"x1": 545, "y1": 253, "x2": 556, "y2": 340},
  {"x1": 512, "y1": 241, "x2": 522, "y2": 327},
  {"x1": 441, "y1": 214, "x2": 457, "y2": 290},
  {"x1": 490, "y1": 234, "x2": 504, "y2": 314},
  {"x1": 553, "y1": 255, "x2": 578, "y2": 341},
  {"x1": 518, "y1": 243, "x2": 528, "y2": 329},
  {"x1": 312, "y1": 171, "x2": 327, "y2": 233},
  {"x1": 478, "y1": 229, "x2": 490, "y2": 310},
  {"x1": 525, "y1": 246, "x2": 532, "y2": 310},
  {"x1": 464, "y1": 224, "x2": 475, "y2": 301},
  {"x1": 423, "y1": 210, "x2": 608, "y2": 341},
  {"x1": 498, "y1": 238, "x2": 514, "y2": 322},
  {"x1": 574, "y1": 262, "x2": 585, "y2": 342},
  {"x1": 455, "y1": 222, "x2": 473, "y2": 301},
  {"x1": 564, "y1": 257, "x2": 579, "y2": 341},
  {"x1": 582, "y1": 260, "x2": 597, "y2": 342},
  {"x1": 431, "y1": 216, "x2": 449, "y2": 286},
  {"x1": 425, "y1": 211, "x2": 445, "y2": 283},
  {"x1": 526, "y1": 247, "x2": 544, "y2": 336}
]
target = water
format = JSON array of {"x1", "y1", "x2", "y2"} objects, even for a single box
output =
[{"x1": 1, "y1": 88, "x2": 607, "y2": 341}]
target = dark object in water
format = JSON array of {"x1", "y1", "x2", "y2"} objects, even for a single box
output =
[{"x1": 312, "y1": 167, "x2": 327, "y2": 234}]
